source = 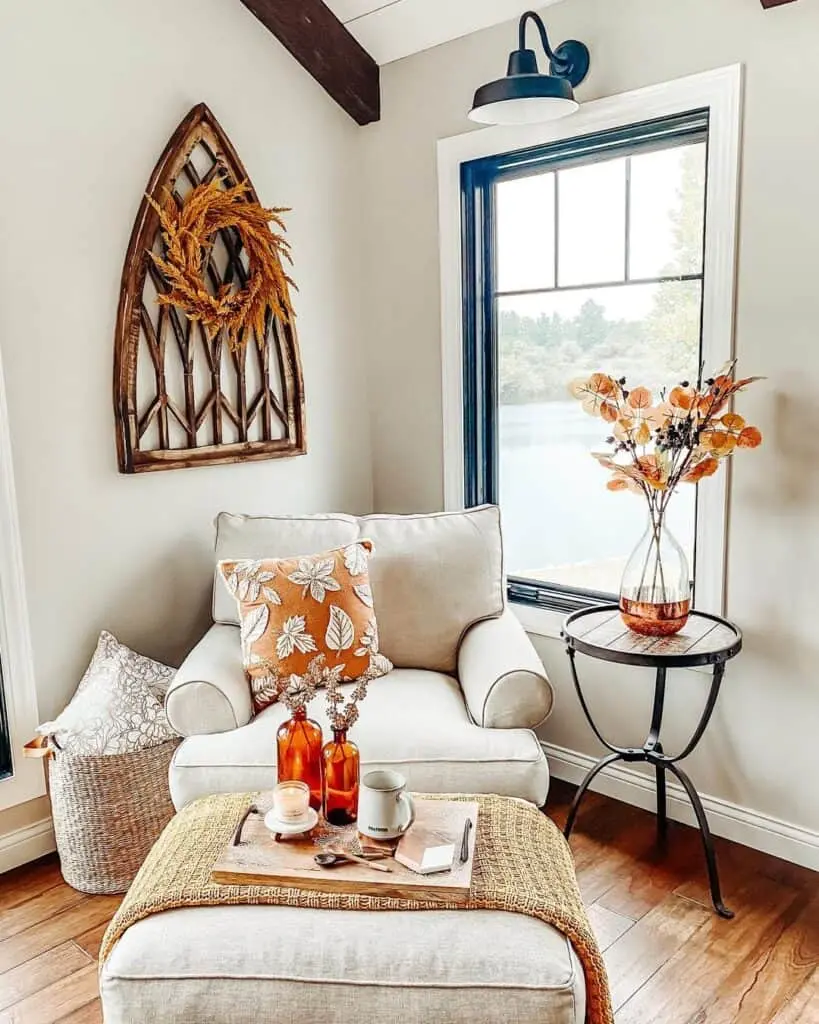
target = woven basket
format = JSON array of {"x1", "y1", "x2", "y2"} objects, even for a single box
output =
[{"x1": 47, "y1": 740, "x2": 180, "y2": 894}]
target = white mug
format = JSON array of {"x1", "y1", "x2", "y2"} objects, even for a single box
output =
[{"x1": 358, "y1": 770, "x2": 415, "y2": 840}]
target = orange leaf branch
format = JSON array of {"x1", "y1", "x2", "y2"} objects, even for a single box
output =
[{"x1": 567, "y1": 365, "x2": 764, "y2": 515}]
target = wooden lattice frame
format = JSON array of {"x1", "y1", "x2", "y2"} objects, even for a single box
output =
[{"x1": 114, "y1": 104, "x2": 306, "y2": 473}]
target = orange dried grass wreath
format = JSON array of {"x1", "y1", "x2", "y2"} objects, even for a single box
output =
[{"x1": 147, "y1": 179, "x2": 296, "y2": 351}]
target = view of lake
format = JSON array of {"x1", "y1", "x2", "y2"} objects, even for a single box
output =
[{"x1": 499, "y1": 402, "x2": 696, "y2": 593}]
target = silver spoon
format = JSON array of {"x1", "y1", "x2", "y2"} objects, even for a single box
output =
[{"x1": 314, "y1": 850, "x2": 392, "y2": 872}]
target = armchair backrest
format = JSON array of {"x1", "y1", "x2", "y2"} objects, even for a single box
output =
[{"x1": 212, "y1": 506, "x2": 505, "y2": 674}]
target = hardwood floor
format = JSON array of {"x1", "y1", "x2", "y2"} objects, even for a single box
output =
[
  {"x1": 548, "y1": 781, "x2": 819, "y2": 1023},
  {"x1": 0, "y1": 782, "x2": 815, "y2": 1022}
]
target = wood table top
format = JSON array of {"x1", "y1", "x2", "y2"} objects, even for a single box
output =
[{"x1": 563, "y1": 605, "x2": 742, "y2": 668}]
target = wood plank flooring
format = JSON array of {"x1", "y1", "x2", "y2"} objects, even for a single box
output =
[{"x1": 0, "y1": 781, "x2": 815, "y2": 1022}]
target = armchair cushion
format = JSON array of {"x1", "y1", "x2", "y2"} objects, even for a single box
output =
[
  {"x1": 212, "y1": 507, "x2": 504, "y2": 674},
  {"x1": 213, "y1": 514, "x2": 359, "y2": 625},
  {"x1": 360, "y1": 507, "x2": 504, "y2": 672},
  {"x1": 165, "y1": 625, "x2": 253, "y2": 738},
  {"x1": 458, "y1": 610, "x2": 554, "y2": 730},
  {"x1": 169, "y1": 666, "x2": 549, "y2": 810}
]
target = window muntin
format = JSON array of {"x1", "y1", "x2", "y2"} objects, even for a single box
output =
[{"x1": 462, "y1": 112, "x2": 709, "y2": 611}]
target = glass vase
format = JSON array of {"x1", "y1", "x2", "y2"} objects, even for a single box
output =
[
  {"x1": 277, "y1": 708, "x2": 323, "y2": 811},
  {"x1": 619, "y1": 513, "x2": 691, "y2": 637},
  {"x1": 321, "y1": 729, "x2": 360, "y2": 826}
]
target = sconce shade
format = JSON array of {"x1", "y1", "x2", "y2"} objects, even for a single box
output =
[
  {"x1": 469, "y1": 20, "x2": 590, "y2": 126},
  {"x1": 468, "y1": 67, "x2": 578, "y2": 125}
]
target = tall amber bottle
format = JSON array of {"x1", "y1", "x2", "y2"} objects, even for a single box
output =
[
  {"x1": 277, "y1": 707, "x2": 323, "y2": 811},
  {"x1": 321, "y1": 729, "x2": 360, "y2": 826}
]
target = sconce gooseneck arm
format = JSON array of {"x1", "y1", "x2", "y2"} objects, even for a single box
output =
[{"x1": 518, "y1": 10, "x2": 569, "y2": 71}]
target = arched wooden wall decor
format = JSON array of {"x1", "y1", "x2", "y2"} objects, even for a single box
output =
[{"x1": 114, "y1": 103, "x2": 306, "y2": 473}]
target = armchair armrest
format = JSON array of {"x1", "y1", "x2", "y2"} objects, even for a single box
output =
[
  {"x1": 458, "y1": 610, "x2": 554, "y2": 730},
  {"x1": 165, "y1": 624, "x2": 253, "y2": 737}
]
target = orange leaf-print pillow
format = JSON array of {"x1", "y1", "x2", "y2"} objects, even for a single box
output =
[{"x1": 219, "y1": 541, "x2": 393, "y2": 714}]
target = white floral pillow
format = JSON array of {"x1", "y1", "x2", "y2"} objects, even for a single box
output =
[{"x1": 38, "y1": 631, "x2": 177, "y2": 755}]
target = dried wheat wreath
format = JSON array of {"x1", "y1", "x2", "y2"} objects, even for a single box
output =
[{"x1": 147, "y1": 178, "x2": 296, "y2": 351}]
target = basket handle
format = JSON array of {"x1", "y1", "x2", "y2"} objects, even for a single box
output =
[{"x1": 23, "y1": 736, "x2": 53, "y2": 759}]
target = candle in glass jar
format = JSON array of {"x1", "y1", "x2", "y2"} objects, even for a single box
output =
[{"x1": 273, "y1": 780, "x2": 310, "y2": 822}]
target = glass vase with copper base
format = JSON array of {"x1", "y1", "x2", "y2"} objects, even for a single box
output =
[
  {"x1": 619, "y1": 513, "x2": 691, "y2": 636},
  {"x1": 277, "y1": 707, "x2": 323, "y2": 812},
  {"x1": 322, "y1": 729, "x2": 360, "y2": 826}
]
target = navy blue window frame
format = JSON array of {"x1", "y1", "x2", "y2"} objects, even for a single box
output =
[
  {"x1": 0, "y1": 664, "x2": 11, "y2": 780},
  {"x1": 461, "y1": 109, "x2": 710, "y2": 614}
]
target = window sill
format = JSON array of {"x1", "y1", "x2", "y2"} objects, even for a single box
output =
[
  {"x1": 507, "y1": 578, "x2": 615, "y2": 639},
  {"x1": 510, "y1": 600, "x2": 566, "y2": 641}
]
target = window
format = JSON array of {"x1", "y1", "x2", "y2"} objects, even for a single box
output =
[
  {"x1": 462, "y1": 111, "x2": 712, "y2": 612},
  {"x1": 0, "y1": 336, "x2": 44, "y2": 810},
  {"x1": 440, "y1": 68, "x2": 741, "y2": 627}
]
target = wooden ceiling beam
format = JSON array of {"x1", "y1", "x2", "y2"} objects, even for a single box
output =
[
  {"x1": 238, "y1": 0, "x2": 380, "y2": 126},
  {"x1": 760, "y1": 0, "x2": 798, "y2": 8}
]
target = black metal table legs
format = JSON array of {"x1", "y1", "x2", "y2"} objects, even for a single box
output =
[
  {"x1": 655, "y1": 743, "x2": 668, "y2": 837},
  {"x1": 563, "y1": 651, "x2": 734, "y2": 919},
  {"x1": 563, "y1": 751, "x2": 621, "y2": 838}
]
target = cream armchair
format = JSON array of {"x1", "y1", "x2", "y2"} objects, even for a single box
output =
[{"x1": 166, "y1": 507, "x2": 554, "y2": 810}]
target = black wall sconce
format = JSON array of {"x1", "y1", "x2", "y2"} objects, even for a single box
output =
[{"x1": 469, "y1": 10, "x2": 590, "y2": 125}]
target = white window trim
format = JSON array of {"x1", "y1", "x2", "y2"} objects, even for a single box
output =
[
  {"x1": 0, "y1": 340, "x2": 44, "y2": 811},
  {"x1": 437, "y1": 64, "x2": 743, "y2": 639}
]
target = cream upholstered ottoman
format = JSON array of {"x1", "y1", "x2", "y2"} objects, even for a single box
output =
[{"x1": 100, "y1": 902, "x2": 586, "y2": 1023}]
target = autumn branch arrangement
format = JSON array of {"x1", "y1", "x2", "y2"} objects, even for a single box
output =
[
  {"x1": 568, "y1": 362, "x2": 764, "y2": 633},
  {"x1": 569, "y1": 362, "x2": 763, "y2": 507}
]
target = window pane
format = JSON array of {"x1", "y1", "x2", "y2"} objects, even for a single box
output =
[
  {"x1": 558, "y1": 158, "x2": 626, "y2": 287},
  {"x1": 498, "y1": 282, "x2": 701, "y2": 592},
  {"x1": 629, "y1": 143, "x2": 706, "y2": 279},
  {"x1": 496, "y1": 174, "x2": 556, "y2": 292}
]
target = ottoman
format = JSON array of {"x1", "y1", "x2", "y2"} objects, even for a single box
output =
[{"x1": 100, "y1": 902, "x2": 586, "y2": 1023}]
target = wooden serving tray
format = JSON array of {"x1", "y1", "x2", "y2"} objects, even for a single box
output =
[{"x1": 212, "y1": 796, "x2": 478, "y2": 904}]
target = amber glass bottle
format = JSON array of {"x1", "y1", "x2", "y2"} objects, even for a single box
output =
[
  {"x1": 277, "y1": 708, "x2": 323, "y2": 811},
  {"x1": 321, "y1": 729, "x2": 360, "y2": 826}
]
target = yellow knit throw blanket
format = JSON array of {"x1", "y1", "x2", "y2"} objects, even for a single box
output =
[{"x1": 100, "y1": 793, "x2": 613, "y2": 1024}]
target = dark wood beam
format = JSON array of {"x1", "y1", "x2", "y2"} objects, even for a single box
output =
[
  {"x1": 238, "y1": 0, "x2": 380, "y2": 125},
  {"x1": 761, "y1": 0, "x2": 798, "y2": 8}
]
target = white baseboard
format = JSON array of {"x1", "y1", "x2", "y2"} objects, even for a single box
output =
[
  {"x1": 0, "y1": 816, "x2": 56, "y2": 874},
  {"x1": 544, "y1": 742, "x2": 819, "y2": 872}
]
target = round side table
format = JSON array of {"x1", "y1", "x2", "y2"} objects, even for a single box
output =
[{"x1": 562, "y1": 604, "x2": 742, "y2": 919}]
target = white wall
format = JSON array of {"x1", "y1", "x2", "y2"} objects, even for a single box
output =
[
  {"x1": 361, "y1": 0, "x2": 819, "y2": 851},
  {"x1": 0, "y1": 0, "x2": 371, "y2": 836}
]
